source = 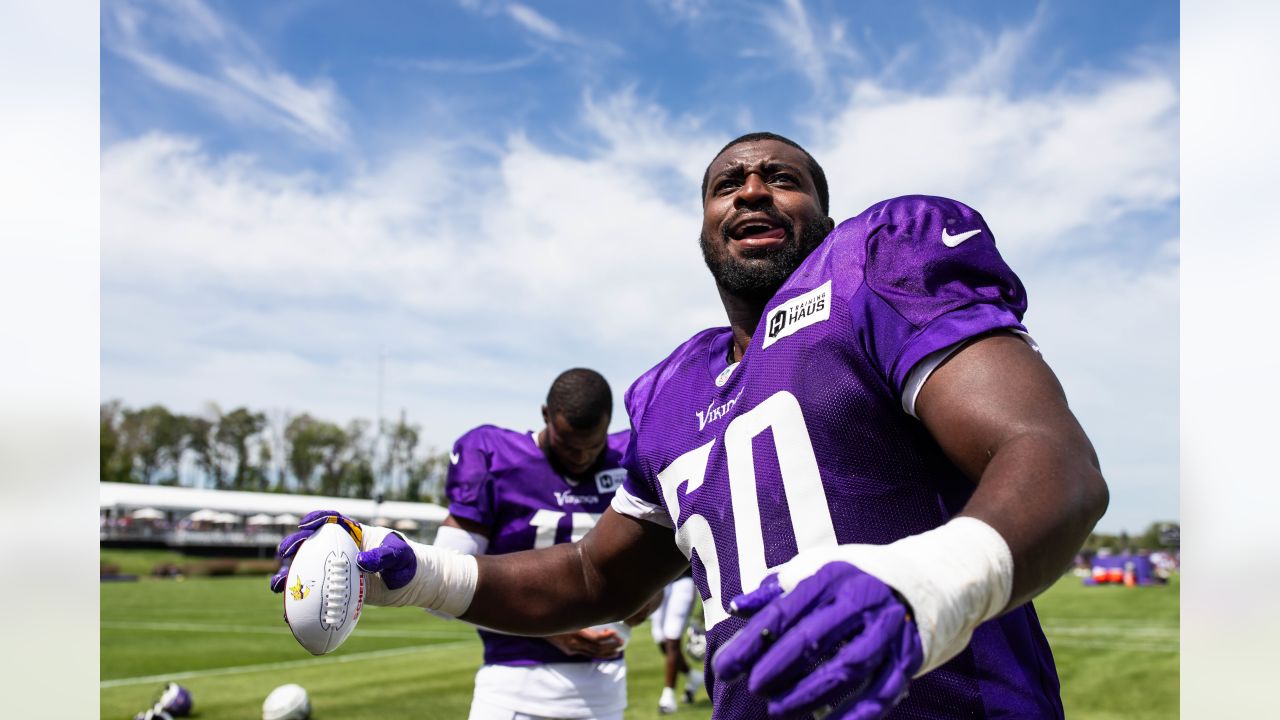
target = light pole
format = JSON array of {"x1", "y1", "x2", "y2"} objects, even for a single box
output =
[{"x1": 376, "y1": 346, "x2": 387, "y2": 506}]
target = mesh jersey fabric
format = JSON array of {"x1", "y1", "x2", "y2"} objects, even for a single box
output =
[{"x1": 619, "y1": 195, "x2": 1062, "y2": 719}]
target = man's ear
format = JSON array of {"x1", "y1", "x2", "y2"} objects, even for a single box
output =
[
  {"x1": 824, "y1": 216, "x2": 835, "y2": 233},
  {"x1": 541, "y1": 404, "x2": 550, "y2": 426}
]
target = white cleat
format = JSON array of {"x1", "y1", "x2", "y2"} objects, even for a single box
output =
[{"x1": 659, "y1": 687, "x2": 678, "y2": 714}]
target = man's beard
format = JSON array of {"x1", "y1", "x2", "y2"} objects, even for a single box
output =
[{"x1": 700, "y1": 214, "x2": 831, "y2": 302}]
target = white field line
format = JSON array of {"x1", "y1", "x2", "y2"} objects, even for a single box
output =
[
  {"x1": 1042, "y1": 623, "x2": 1179, "y2": 639},
  {"x1": 1046, "y1": 637, "x2": 1179, "y2": 653},
  {"x1": 103, "y1": 621, "x2": 473, "y2": 640},
  {"x1": 101, "y1": 640, "x2": 474, "y2": 689},
  {"x1": 1042, "y1": 621, "x2": 1179, "y2": 653},
  {"x1": 1052, "y1": 618, "x2": 1178, "y2": 625},
  {"x1": 1042, "y1": 617, "x2": 1180, "y2": 628}
]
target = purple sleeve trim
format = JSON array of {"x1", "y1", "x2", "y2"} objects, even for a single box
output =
[
  {"x1": 890, "y1": 303, "x2": 1026, "y2": 394},
  {"x1": 447, "y1": 503, "x2": 488, "y2": 527},
  {"x1": 619, "y1": 473, "x2": 661, "y2": 505}
]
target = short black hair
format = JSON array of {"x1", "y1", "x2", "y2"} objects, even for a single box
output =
[
  {"x1": 546, "y1": 368, "x2": 612, "y2": 429},
  {"x1": 700, "y1": 131, "x2": 829, "y2": 215}
]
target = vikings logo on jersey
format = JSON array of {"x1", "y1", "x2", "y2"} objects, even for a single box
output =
[
  {"x1": 619, "y1": 196, "x2": 1065, "y2": 718},
  {"x1": 695, "y1": 387, "x2": 744, "y2": 431}
]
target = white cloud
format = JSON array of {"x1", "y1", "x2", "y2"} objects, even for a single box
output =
[
  {"x1": 101, "y1": 117, "x2": 725, "y2": 442},
  {"x1": 102, "y1": 12, "x2": 1177, "y2": 531},
  {"x1": 500, "y1": 3, "x2": 620, "y2": 57},
  {"x1": 506, "y1": 3, "x2": 566, "y2": 42},
  {"x1": 103, "y1": 0, "x2": 348, "y2": 148},
  {"x1": 934, "y1": 2, "x2": 1049, "y2": 94},
  {"x1": 760, "y1": 0, "x2": 862, "y2": 96},
  {"x1": 579, "y1": 88, "x2": 722, "y2": 184},
  {"x1": 1023, "y1": 256, "x2": 1179, "y2": 533},
  {"x1": 649, "y1": 0, "x2": 710, "y2": 22},
  {"x1": 390, "y1": 53, "x2": 544, "y2": 75},
  {"x1": 812, "y1": 68, "x2": 1178, "y2": 261}
]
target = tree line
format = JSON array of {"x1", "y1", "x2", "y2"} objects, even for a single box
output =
[
  {"x1": 100, "y1": 401, "x2": 1179, "y2": 543},
  {"x1": 1083, "y1": 521, "x2": 1179, "y2": 553},
  {"x1": 100, "y1": 401, "x2": 451, "y2": 503}
]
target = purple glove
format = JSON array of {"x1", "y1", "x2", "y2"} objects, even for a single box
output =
[
  {"x1": 712, "y1": 562, "x2": 923, "y2": 720},
  {"x1": 269, "y1": 510, "x2": 417, "y2": 592}
]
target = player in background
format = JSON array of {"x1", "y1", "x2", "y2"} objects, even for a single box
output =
[
  {"x1": 431, "y1": 368, "x2": 649, "y2": 720},
  {"x1": 649, "y1": 569, "x2": 704, "y2": 714},
  {"x1": 274, "y1": 133, "x2": 1108, "y2": 719}
]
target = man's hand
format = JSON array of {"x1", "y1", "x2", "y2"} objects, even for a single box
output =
[
  {"x1": 268, "y1": 510, "x2": 417, "y2": 593},
  {"x1": 713, "y1": 562, "x2": 922, "y2": 720},
  {"x1": 545, "y1": 627, "x2": 624, "y2": 659}
]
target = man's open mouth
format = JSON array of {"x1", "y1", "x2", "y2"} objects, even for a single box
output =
[{"x1": 728, "y1": 214, "x2": 789, "y2": 249}]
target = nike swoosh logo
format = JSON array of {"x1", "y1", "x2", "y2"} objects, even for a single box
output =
[
  {"x1": 449, "y1": 452, "x2": 460, "y2": 465},
  {"x1": 941, "y1": 228, "x2": 981, "y2": 247}
]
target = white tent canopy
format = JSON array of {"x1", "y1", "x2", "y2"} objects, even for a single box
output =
[
  {"x1": 100, "y1": 483, "x2": 447, "y2": 526},
  {"x1": 187, "y1": 509, "x2": 220, "y2": 522},
  {"x1": 273, "y1": 513, "x2": 300, "y2": 525},
  {"x1": 130, "y1": 507, "x2": 165, "y2": 520},
  {"x1": 393, "y1": 518, "x2": 421, "y2": 531},
  {"x1": 246, "y1": 513, "x2": 275, "y2": 526}
]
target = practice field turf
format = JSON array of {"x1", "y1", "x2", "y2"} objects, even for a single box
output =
[{"x1": 101, "y1": 562, "x2": 1177, "y2": 719}]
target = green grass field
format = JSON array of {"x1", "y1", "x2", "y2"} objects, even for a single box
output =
[{"x1": 102, "y1": 558, "x2": 1177, "y2": 719}]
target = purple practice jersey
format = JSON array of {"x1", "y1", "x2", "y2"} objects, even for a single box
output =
[
  {"x1": 617, "y1": 196, "x2": 1063, "y2": 718},
  {"x1": 447, "y1": 425, "x2": 631, "y2": 667}
]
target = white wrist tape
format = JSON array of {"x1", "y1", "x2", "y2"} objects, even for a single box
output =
[
  {"x1": 361, "y1": 525, "x2": 478, "y2": 618},
  {"x1": 773, "y1": 516, "x2": 1013, "y2": 676}
]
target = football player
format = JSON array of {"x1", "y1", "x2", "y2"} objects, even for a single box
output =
[
  {"x1": 648, "y1": 571, "x2": 703, "y2": 714},
  {"x1": 273, "y1": 133, "x2": 1108, "y2": 719},
  {"x1": 432, "y1": 368, "x2": 640, "y2": 720},
  {"x1": 275, "y1": 369, "x2": 648, "y2": 720}
]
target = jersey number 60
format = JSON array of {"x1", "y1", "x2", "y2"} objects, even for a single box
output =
[{"x1": 656, "y1": 390, "x2": 838, "y2": 630}]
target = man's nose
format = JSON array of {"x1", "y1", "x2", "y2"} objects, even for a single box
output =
[{"x1": 734, "y1": 173, "x2": 771, "y2": 207}]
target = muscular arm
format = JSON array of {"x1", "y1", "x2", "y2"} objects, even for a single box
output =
[
  {"x1": 916, "y1": 332, "x2": 1109, "y2": 610},
  {"x1": 626, "y1": 589, "x2": 666, "y2": 627},
  {"x1": 460, "y1": 508, "x2": 689, "y2": 634}
]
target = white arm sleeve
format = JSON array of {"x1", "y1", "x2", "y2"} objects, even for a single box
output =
[
  {"x1": 434, "y1": 524, "x2": 489, "y2": 555},
  {"x1": 610, "y1": 485, "x2": 673, "y2": 528}
]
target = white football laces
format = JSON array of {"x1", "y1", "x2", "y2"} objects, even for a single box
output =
[{"x1": 321, "y1": 553, "x2": 350, "y2": 629}]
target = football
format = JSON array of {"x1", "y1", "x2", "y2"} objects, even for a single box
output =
[
  {"x1": 282, "y1": 522, "x2": 365, "y2": 655},
  {"x1": 262, "y1": 683, "x2": 311, "y2": 720}
]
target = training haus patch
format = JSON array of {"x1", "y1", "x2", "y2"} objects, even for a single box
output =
[{"x1": 762, "y1": 280, "x2": 831, "y2": 350}]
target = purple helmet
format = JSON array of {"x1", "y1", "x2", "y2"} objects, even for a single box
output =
[
  {"x1": 134, "y1": 683, "x2": 192, "y2": 719},
  {"x1": 159, "y1": 683, "x2": 193, "y2": 716}
]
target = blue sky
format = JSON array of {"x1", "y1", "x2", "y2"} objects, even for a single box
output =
[{"x1": 100, "y1": 0, "x2": 1178, "y2": 534}]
